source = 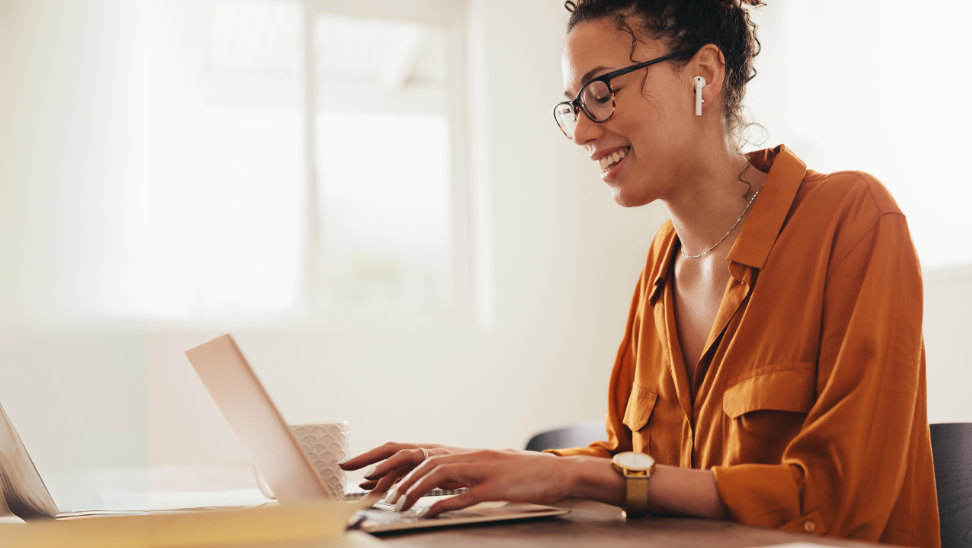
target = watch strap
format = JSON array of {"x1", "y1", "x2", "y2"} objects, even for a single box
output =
[{"x1": 623, "y1": 476, "x2": 649, "y2": 518}]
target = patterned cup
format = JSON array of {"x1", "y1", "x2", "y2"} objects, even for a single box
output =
[{"x1": 253, "y1": 421, "x2": 350, "y2": 500}]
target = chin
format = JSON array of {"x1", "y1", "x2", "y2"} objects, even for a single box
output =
[{"x1": 610, "y1": 184, "x2": 654, "y2": 208}]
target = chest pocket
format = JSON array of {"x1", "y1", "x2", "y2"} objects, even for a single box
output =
[
  {"x1": 723, "y1": 363, "x2": 817, "y2": 460},
  {"x1": 622, "y1": 383, "x2": 657, "y2": 454},
  {"x1": 723, "y1": 363, "x2": 817, "y2": 418}
]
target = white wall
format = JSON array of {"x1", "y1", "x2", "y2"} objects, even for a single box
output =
[
  {"x1": 0, "y1": 0, "x2": 151, "y2": 511},
  {"x1": 923, "y1": 266, "x2": 972, "y2": 424}
]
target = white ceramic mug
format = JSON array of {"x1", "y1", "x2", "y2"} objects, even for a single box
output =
[{"x1": 254, "y1": 421, "x2": 350, "y2": 500}]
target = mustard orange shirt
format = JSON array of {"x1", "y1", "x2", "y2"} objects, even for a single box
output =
[{"x1": 551, "y1": 146, "x2": 940, "y2": 547}]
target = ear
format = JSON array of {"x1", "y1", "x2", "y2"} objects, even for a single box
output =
[{"x1": 689, "y1": 44, "x2": 727, "y2": 116}]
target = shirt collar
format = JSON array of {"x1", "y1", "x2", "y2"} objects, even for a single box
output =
[
  {"x1": 648, "y1": 224, "x2": 678, "y2": 305},
  {"x1": 648, "y1": 145, "x2": 806, "y2": 305},
  {"x1": 727, "y1": 145, "x2": 806, "y2": 270}
]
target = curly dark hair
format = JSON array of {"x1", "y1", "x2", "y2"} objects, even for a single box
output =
[{"x1": 564, "y1": 0, "x2": 765, "y2": 150}]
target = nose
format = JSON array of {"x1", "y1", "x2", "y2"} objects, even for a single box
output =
[{"x1": 571, "y1": 108, "x2": 601, "y2": 146}]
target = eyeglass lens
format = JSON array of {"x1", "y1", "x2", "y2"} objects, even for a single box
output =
[
  {"x1": 555, "y1": 80, "x2": 614, "y2": 139},
  {"x1": 581, "y1": 80, "x2": 613, "y2": 121},
  {"x1": 555, "y1": 103, "x2": 578, "y2": 139}
]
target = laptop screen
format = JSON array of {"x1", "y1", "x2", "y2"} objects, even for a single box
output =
[
  {"x1": 185, "y1": 335, "x2": 332, "y2": 503},
  {"x1": 0, "y1": 402, "x2": 59, "y2": 518}
]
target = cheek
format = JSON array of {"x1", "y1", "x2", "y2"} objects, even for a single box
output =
[
  {"x1": 615, "y1": 106, "x2": 672, "y2": 154},
  {"x1": 617, "y1": 87, "x2": 685, "y2": 142}
]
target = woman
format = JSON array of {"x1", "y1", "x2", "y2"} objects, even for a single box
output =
[{"x1": 340, "y1": 1, "x2": 940, "y2": 545}]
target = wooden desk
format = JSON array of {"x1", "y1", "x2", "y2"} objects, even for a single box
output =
[{"x1": 378, "y1": 499, "x2": 876, "y2": 548}]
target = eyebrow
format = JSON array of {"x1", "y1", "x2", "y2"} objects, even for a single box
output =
[{"x1": 563, "y1": 65, "x2": 610, "y2": 98}]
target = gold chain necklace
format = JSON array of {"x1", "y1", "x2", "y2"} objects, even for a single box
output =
[{"x1": 679, "y1": 187, "x2": 762, "y2": 259}]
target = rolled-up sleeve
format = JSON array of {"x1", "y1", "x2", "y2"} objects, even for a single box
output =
[{"x1": 712, "y1": 212, "x2": 928, "y2": 539}]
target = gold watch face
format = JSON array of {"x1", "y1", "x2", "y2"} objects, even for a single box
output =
[{"x1": 613, "y1": 451, "x2": 655, "y2": 471}]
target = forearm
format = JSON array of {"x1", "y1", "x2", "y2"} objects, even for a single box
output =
[{"x1": 564, "y1": 456, "x2": 730, "y2": 520}]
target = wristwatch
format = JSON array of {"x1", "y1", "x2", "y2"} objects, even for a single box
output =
[{"x1": 611, "y1": 451, "x2": 655, "y2": 518}]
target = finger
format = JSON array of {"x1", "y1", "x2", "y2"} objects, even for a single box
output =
[
  {"x1": 390, "y1": 458, "x2": 439, "y2": 503},
  {"x1": 395, "y1": 450, "x2": 485, "y2": 495},
  {"x1": 339, "y1": 442, "x2": 412, "y2": 471},
  {"x1": 371, "y1": 466, "x2": 411, "y2": 496},
  {"x1": 367, "y1": 448, "x2": 427, "y2": 480},
  {"x1": 421, "y1": 489, "x2": 486, "y2": 518},
  {"x1": 398, "y1": 464, "x2": 478, "y2": 512},
  {"x1": 365, "y1": 477, "x2": 462, "y2": 492}
]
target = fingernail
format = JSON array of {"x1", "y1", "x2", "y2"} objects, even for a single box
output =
[
  {"x1": 394, "y1": 496, "x2": 407, "y2": 512},
  {"x1": 416, "y1": 506, "x2": 431, "y2": 518},
  {"x1": 363, "y1": 465, "x2": 377, "y2": 478},
  {"x1": 384, "y1": 488, "x2": 399, "y2": 504},
  {"x1": 337, "y1": 457, "x2": 350, "y2": 465}
]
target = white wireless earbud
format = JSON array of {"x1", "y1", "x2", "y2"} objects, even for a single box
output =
[{"x1": 693, "y1": 76, "x2": 705, "y2": 117}]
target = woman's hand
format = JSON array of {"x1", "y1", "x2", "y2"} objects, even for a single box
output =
[
  {"x1": 383, "y1": 449, "x2": 576, "y2": 517},
  {"x1": 343, "y1": 444, "x2": 729, "y2": 520},
  {"x1": 338, "y1": 442, "x2": 474, "y2": 494}
]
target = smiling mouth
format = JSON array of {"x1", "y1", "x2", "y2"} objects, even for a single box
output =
[{"x1": 597, "y1": 147, "x2": 630, "y2": 172}]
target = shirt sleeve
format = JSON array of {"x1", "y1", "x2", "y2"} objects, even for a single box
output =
[
  {"x1": 712, "y1": 212, "x2": 927, "y2": 539},
  {"x1": 545, "y1": 270, "x2": 647, "y2": 459}
]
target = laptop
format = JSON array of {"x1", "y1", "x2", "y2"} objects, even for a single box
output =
[
  {"x1": 184, "y1": 334, "x2": 569, "y2": 533},
  {"x1": 0, "y1": 386, "x2": 276, "y2": 519}
]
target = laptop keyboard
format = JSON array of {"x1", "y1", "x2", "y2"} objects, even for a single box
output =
[
  {"x1": 351, "y1": 492, "x2": 480, "y2": 529},
  {"x1": 343, "y1": 487, "x2": 468, "y2": 500},
  {"x1": 355, "y1": 505, "x2": 483, "y2": 526},
  {"x1": 356, "y1": 507, "x2": 424, "y2": 526}
]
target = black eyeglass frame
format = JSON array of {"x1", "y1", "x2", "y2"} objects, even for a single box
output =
[{"x1": 553, "y1": 49, "x2": 696, "y2": 138}]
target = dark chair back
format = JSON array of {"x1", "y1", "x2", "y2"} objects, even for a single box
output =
[
  {"x1": 525, "y1": 421, "x2": 606, "y2": 452},
  {"x1": 930, "y1": 422, "x2": 972, "y2": 547}
]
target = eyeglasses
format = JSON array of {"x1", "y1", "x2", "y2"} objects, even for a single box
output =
[{"x1": 553, "y1": 50, "x2": 695, "y2": 140}]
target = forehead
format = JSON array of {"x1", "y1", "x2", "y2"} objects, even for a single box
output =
[{"x1": 561, "y1": 18, "x2": 666, "y2": 94}]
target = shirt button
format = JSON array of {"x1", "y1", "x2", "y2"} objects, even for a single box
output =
[{"x1": 803, "y1": 521, "x2": 816, "y2": 533}]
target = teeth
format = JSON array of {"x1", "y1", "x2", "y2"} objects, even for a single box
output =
[{"x1": 597, "y1": 147, "x2": 629, "y2": 171}]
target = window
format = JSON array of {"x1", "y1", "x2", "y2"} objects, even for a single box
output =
[
  {"x1": 150, "y1": 0, "x2": 466, "y2": 324},
  {"x1": 312, "y1": 14, "x2": 454, "y2": 310}
]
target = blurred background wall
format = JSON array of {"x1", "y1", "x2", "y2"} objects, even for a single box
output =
[
  {"x1": 0, "y1": 0, "x2": 969, "y2": 510},
  {"x1": 0, "y1": 0, "x2": 151, "y2": 511}
]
